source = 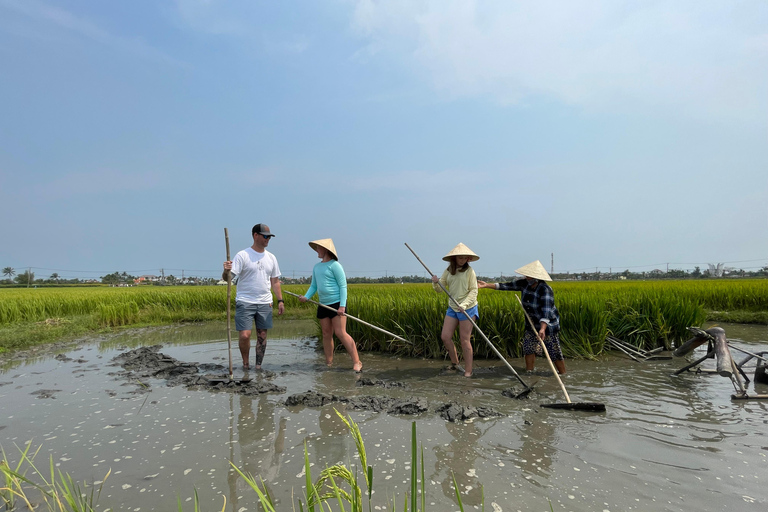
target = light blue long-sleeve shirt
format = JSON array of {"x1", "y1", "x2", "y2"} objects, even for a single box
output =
[{"x1": 304, "y1": 260, "x2": 348, "y2": 307}]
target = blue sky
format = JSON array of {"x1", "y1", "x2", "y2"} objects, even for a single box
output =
[{"x1": 1, "y1": 0, "x2": 766, "y2": 281}]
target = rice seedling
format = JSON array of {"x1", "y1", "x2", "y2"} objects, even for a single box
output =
[
  {"x1": 0, "y1": 442, "x2": 109, "y2": 512},
  {"x1": 231, "y1": 409, "x2": 471, "y2": 511}
]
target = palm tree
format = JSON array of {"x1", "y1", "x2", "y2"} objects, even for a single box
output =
[
  {"x1": 3, "y1": 267, "x2": 15, "y2": 279},
  {"x1": 50, "y1": 272, "x2": 60, "y2": 283}
]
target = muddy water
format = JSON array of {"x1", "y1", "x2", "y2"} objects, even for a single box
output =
[{"x1": 1, "y1": 321, "x2": 766, "y2": 511}]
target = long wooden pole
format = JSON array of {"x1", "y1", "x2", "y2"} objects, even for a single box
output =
[
  {"x1": 404, "y1": 243, "x2": 533, "y2": 392},
  {"x1": 283, "y1": 290, "x2": 413, "y2": 345},
  {"x1": 225, "y1": 228, "x2": 233, "y2": 380},
  {"x1": 516, "y1": 295, "x2": 571, "y2": 403}
]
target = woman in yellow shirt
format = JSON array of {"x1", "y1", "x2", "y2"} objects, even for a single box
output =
[{"x1": 431, "y1": 243, "x2": 479, "y2": 377}]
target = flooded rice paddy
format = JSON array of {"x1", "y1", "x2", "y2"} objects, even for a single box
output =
[{"x1": 1, "y1": 320, "x2": 767, "y2": 511}]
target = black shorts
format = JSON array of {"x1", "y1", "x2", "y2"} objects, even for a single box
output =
[{"x1": 317, "y1": 302, "x2": 342, "y2": 319}]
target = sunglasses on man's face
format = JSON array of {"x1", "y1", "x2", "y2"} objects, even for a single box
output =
[{"x1": 260, "y1": 234, "x2": 273, "y2": 240}]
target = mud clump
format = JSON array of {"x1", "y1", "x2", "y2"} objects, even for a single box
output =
[
  {"x1": 387, "y1": 398, "x2": 429, "y2": 415},
  {"x1": 436, "y1": 402, "x2": 504, "y2": 422},
  {"x1": 356, "y1": 378, "x2": 407, "y2": 389},
  {"x1": 31, "y1": 389, "x2": 62, "y2": 399},
  {"x1": 111, "y1": 345, "x2": 286, "y2": 395},
  {"x1": 285, "y1": 391, "x2": 429, "y2": 416},
  {"x1": 284, "y1": 390, "x2": 340, "y2": 407}
]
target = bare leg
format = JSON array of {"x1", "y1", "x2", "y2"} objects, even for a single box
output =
[
  {"x1": 319, "y1": 317, "x2": 335, "y2": 366},
  {"x1": 239, "y1": 330, "x2": 252, "y2": 368},
  {"x1": 554, "y1": 360, "x2": 566, "y2": 375},
  {"x1": 331, "y1": 315, "x2": 362, "y2": 371},
  {"x1": 524, "y1": 354, "x2": 535, "y2": 371},
  {"x1": 254, "y1": 329, "x2": 268, "y2": 369},
  {"x1": 458, "y1": 319, "x2": 474, "y2": 377},
  {"x1": 440, "y1": 316, "x2": 461, "y2": 366}
]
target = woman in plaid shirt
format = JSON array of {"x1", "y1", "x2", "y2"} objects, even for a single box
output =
[{"x1": 478, "y1": 260, "x2": 566, "y2": 374}]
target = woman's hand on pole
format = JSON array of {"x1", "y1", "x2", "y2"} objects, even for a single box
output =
[
  {"x1": 299, "y1": 296, "x2": 308, "y2": 303},
  {"x1": 338, "y1": 306, "x2": 346, "y2": 317},
  {"x1": 431, "y1": 274, "x2": 439, "y2": 283}
]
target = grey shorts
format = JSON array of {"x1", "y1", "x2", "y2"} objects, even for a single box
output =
[{"x1": 235, "y1": 302, "x2": 273, "y2": 331}]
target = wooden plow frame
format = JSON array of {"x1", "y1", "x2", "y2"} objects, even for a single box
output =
[{"x1": 673, "y1": 327, "x2": 768, "y2": 401}]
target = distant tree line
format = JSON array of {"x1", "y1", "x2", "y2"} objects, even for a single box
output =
[
  {"x1": 3, "y1": 265, "x2": 767, "y2": 287},
  {"x1": 550, "y1": 265, "x2": 768, "y2": 281}
]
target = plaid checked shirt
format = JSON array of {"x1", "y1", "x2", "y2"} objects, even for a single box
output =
[{"x1": 497, "y1": 278, "x2": 561, "y2": 334}]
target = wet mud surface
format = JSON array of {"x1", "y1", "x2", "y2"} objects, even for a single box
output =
[
  {"x1": 110, "y1": 345, "x2": 287, "y2": 395},
  {"x1": 2, "y1": 321, "x2": 767, "y2": 512},
  {"x1": 110, "y1": 345, "x2": 504, "y2": 420}
]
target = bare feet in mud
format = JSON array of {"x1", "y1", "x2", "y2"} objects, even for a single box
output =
[
  {"x1": 463, "y1": 371, "x2": 472, "y2": 378},
  {"x1": 353, "y1": 361, "x2": 363, "y2": 373}
]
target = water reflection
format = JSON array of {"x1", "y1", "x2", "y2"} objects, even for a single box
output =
[
  {"x1": 226, "y1": 392, "x2": 287, "y2": 511},
  {"x1": 432, "y1": 420, "x2": 485, "y2": 506}
]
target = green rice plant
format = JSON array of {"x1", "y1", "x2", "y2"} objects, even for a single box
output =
[
  {"x1": 176, "y1": 488, "x2": 226, "y2": 512},
  {"x1": 559, "y1": 295, "x2": 609, "y2": 359},
  {"x1": 0, "y1": 278, "x2": 746, "y2": 357},
  {"x1": 97, "y1": 301, "x2": 140, "y2": 327},
  {"x1": 232, "y1": 410, "x2": 471, "y2": 511},
  {"x1": 0, "y1": 442, "x2": 109, "y2": 512}
]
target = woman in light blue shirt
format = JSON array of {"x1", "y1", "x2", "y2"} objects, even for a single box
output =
[{"x1": 299, "y1": 238, "x2": 363, "y2": 372}]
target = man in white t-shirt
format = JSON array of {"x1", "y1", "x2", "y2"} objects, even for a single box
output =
[{"x1": 223, "y1": 223, "x2": 284, "y2": 370}]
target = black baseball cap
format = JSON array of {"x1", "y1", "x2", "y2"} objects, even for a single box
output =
[{"x1": 252, "y1": 223, "x2": 275, "y2": 237}]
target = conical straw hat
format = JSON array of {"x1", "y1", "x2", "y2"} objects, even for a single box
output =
[
  {"x1": 515, "y1": 260, "x2": 551, "y2": 281},
  {"x1": 309, "y1": 238, "x2": 338, "y2": 260},
  {"x1": 442, "y1": 242, "x2": 479, "y2": 262}
]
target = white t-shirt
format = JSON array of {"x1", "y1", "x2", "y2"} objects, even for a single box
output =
[{"x1": 231, "y1": 247, "x2": 281, "y2": 304}]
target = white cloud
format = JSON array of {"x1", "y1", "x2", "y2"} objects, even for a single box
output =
[{"x1": 349, "y1": 0, "x2": 768, "y2": 123}]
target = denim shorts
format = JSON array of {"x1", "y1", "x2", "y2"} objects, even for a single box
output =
[
  {"x1": 445, "y1": 304, "x2": 479, "y2": 320},
  {"x1": 235, "y1": 302, "x2": 273, "y2": 331}
]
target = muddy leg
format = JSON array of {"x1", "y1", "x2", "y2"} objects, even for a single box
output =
[
  {"x1": 320, "y1": 317, "x2": 334, "y2": 366},
  {"x1": 524, "y1": 354, "x2": 535, "y2": 371},
  {"x1": 239, "y1": 330, "x2": 252, "y2": 368},
  {"x1": 254, "y1": 329, "x2": 268, "y2": 369},
  {"x1": 458, "y1": 319, "x2": 473, "y2": 377},
  {"x1": 332, "y1": 315, "x2": 361, "y2": 371},
  {"x1": 440, "y1": 316, "x2": 460, "y2": 366},
  {"x1": 554, "y1": 360, "x2": 566, "y2": 375}
]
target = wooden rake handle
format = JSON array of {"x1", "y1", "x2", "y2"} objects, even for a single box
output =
[
  {"x1": 515, "y1": 295, "x2": 571, "y2": 403},
  {"x1": 283, "y1": 290, "x2": 412, "y2": 345},
  {"x1": 404, "y1": 243, "x2": 531, "y2": 388},
  {"x1": 225, "y1": 228, "x2": 233, "y2": 379}
]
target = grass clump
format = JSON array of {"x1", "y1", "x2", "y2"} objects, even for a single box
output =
[
  {"x1": 1, "y1": 442, "x2": 109, "y2": 512},
  {"x1": 232, "y1": 410, "x2": 470, "y2": 511}
]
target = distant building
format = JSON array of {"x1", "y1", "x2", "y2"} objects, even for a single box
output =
[{"x1": 134, "y1": 275, "x2": 160, "y2": 284}]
